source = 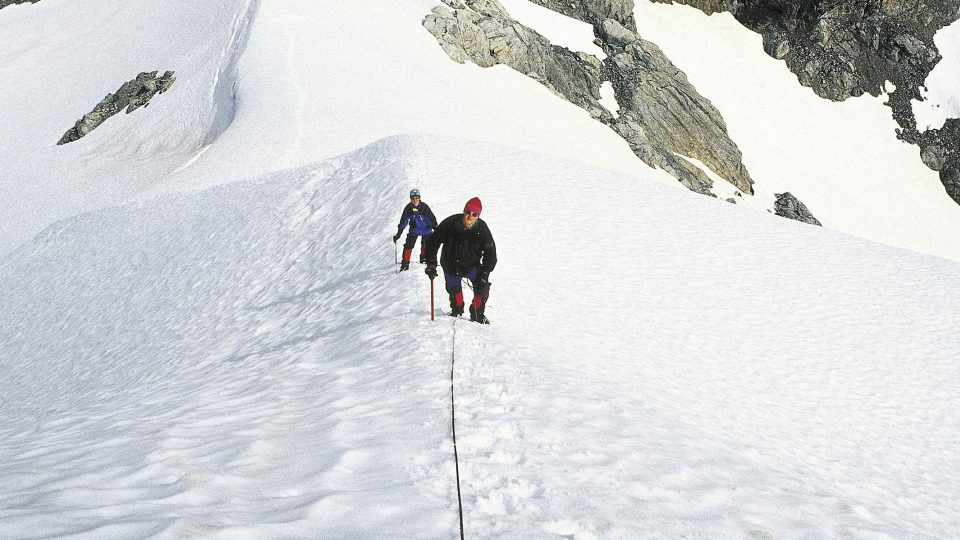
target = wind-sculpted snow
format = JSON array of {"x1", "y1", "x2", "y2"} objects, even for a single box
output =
[{"x1": 2, "y1": 135, "x2": 960, "y2": 537}]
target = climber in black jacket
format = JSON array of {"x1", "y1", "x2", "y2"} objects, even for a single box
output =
[{"x1": 424, "y1": 197, "x2": 497, "y2": 324}]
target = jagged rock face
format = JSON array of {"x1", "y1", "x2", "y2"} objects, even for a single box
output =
[
  {"x1": 423, "y1": 1, "x2": 611, "y2": 121},
  {"x1": 58, "y1": 71, "x2": 175, "y2": 145},
  {"x1": 900, "y1": 112, "x2": 960, "y2": 205},
  {"x1": 941, "y1": 159, "x2": 960, "y2": 205},
  {"x1": 774, "y1": 192, "x2": 822, "y2": 226},
  {"x1": 651, "y1": 0, "x2": 957, "y2": 102},
  {"x1": 424, "y1": 0, "x2": 755, "y2": 196},
  {"x1": 526, "y1": 0, "x2": 638, "y2": 31},
  {"x1": 0, "y1": 0, "x2": 41, "y2": 9},
  {"x1": 598, "y1": 19, "x2": 754, "y2": 195},
  {"x1": 652, "y1": 0, "x2": 960, "y2": 207},
  {"x1": 917, "y1": 119, "x2": 960, "y2": 170}
]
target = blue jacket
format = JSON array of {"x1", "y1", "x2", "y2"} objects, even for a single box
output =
[{"x1": 396, "y1": 202, "x2": 437, "y2": 236}]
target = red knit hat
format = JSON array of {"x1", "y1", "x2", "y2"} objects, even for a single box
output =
[{"x1": 464, "y1": 197, "x2": 482, "y2": 216}]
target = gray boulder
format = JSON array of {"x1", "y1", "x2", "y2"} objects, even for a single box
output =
[
  {"x1": 774, "y1": 192, "x2": 822, "y2": 226},
  {"x1": 58, "y1": 71, "x2": 176, "y2": 145}
]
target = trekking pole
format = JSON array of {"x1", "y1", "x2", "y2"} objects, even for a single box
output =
[
  {"x1": 430, "y1": 276, "x2": 435, "y2": 321},
  {"x1": 394, "y1": 239, "x2": 399, "y2": 274}
]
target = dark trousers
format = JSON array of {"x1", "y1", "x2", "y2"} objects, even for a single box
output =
[
  {"x1": 402, "y1": 232, "x2": 430, "y2": 262},
  {"x1": 444, "y1": 265, "x2": 489, "y2": 314}
]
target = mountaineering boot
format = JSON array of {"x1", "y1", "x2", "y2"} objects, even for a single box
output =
[
  {"x1": 469, "y1": 305, "x2": 489, "y2": 324},
  {"x1": 399, "y1": 261, "x2": 409, "y2": 271},
  {"x1": 449, "y1": 291, "x2": 464, "y2": 317}
]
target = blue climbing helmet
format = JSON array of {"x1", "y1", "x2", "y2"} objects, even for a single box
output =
[{"x1": 409, "y1": 188, "x2": 421, "y2": 199}]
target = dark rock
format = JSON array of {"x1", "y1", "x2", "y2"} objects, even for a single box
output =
[
  {"x1": 0, "y1": 0, "x2": 41, "y2": 10},
  {"x1": 651, "y1": 0, "x2": 957, "y2": 102},
  {"x1": 525, "y1": 0, "x2": 638, "y2": 31},
  {"x1": 941, "y1": 159, "x2": 960, "y2": 205},
  {"x1": 774, "y1": 192, "x2": 822, "y2": 226},
  {"x1": 651, "y1": 0, "x2": 960, "y2": 207},
  {"x1": 57, "y1": 71, "x2": 176, "y2": 145}
]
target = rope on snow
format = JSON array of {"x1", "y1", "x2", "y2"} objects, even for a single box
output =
[{"x1": 451, "y1": 319, "x2": 466, "y2": 540}]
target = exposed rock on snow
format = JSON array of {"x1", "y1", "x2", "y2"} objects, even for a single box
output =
[
  {"x1": 424, "y1": 1, "x2": 611, "y2": 121},
  {"x1": 900, "y1": 115, "x2": 960, "y2": 205},
  {"x1": 526, "y1": 0, "x2": 638, "y2": 31},
  {"x1": 57, "y1": 70, "x2": 176, "y2": 145},
  {"x1": 941, "y1": 158, "x2": 960, "y2": 203},
  {"x1": 598, "y1": 18, "x2": 754, "y2": 195},
  {"x1": 774, "y1": 192, "x2": 822, "y2": 226},
  {"x1": 0, "y1": 0, "x2": 40, "y2": 9},
  {"x1": 650, "y1": 0, "x2": 957, "y2": 102},
  {"x1": 423, "y1": 0, "x2": 755, "y2": 197},
  {"x1": 650, "y1": 0, "x2": 960, "y2": 206}
]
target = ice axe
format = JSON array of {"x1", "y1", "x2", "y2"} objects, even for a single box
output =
[{"x1": 393, "y1": 237, "x2": 399, "y2": 274}]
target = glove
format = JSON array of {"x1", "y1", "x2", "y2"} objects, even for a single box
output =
[
  {"x1": 392, "y1": 232, "x2": 401, "y2": 243},
  {"x1": 425, "y1": 264, "x2": 438, "y2": 279},
  {"x1": 476, "y1": 271, "x2": 490, "y2": 287}
]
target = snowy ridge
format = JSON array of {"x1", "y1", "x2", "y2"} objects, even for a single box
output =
[
  {"x1": 3, "y1": 135, "x2": 959, "y2": 537},
  {"x1": 1, "y1": 137, "x2": 458, "y2": 537}
]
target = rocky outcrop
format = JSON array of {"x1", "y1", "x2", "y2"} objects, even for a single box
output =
[
  {"x1": 893, "y1": 105, "x2": 960, "y2": 205},
  {"x1": 597, "y1": 18, "x2": 754, "y2": 195},
  {"x1": 650, "y1": 0, "x2": 956, "y2": 101},
  {"x1": 423, "y1": 1, "x2": 611, "y2": 121},
  {"x1": 651, "y1": 0, "x2": 960, "y2": 206},
  {"x1": 525, "y1": 0, "x2": 637, "y2": 31},
  {"x1": 941, "y1": 159, "x2": 960, "y2": 204},
  {"x1": 58, "y1": 71, "x2": 176, "y2": 145},
  {"x1": 774, "y1": 192, "x2": 821, "y2": 226},
  {"x1": 423, "y1": 0, "x2": 755, "y2": 197},
  {"x1": 0, "y1": 0, "x2": 41, "y2": 9}
]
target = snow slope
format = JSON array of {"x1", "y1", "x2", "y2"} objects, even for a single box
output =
[
  {"x1": 2, "y1": 135, "x2": 960, "y2": 538},
  {"x1": 2, "y1": 0, "x2": 960, "y2": 261},
  {"x1": 3, "y1": 1, "x2": 960, "y2": 537}
]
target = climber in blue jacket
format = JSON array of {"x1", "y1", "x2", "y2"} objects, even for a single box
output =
[{"x1": 393, "y1": 188, "x2": 437, "y2": 271}]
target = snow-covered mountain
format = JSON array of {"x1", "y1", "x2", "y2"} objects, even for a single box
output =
[
  {"x1": 3, "y1": 0, "x2": 960, "y2": 260},
  {"x1": 2, "y1": 1, "x2": 960, "y2": 538}
]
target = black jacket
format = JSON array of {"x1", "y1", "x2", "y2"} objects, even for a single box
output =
[{"x1": 426, "y1": 214, "x2": 497, "y2": 276}]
